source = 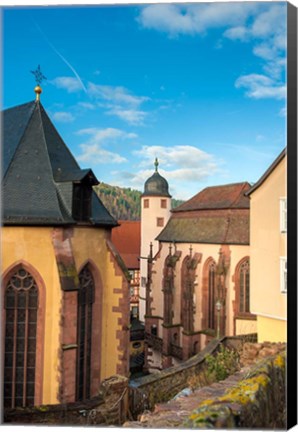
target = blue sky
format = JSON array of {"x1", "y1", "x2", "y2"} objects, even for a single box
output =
[{"x1": 2, "y1": 1, "x2": 287, "y2": 199}]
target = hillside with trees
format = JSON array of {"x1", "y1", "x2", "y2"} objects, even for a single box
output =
[{"x1": 94, "y1": 182, "x2": 184, "y2": 221}]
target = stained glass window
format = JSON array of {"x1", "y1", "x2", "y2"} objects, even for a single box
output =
[
  {"x1": 208, "y1": 261, "x2": 216, "y2": 329},
  {"x1": 76, "y1": 266, "x2": 94, "y2": 401},
  {"x1": 239, "y1": 260, "x2": 250, "y2": 313},
  {"x1": 4, "y1": 267, "x2": 38, "y2": 408}
]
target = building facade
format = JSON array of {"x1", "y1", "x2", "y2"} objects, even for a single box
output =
[
  {"x1": 111, "y1": 220, "x2": 141, "y2": 319},
  {"x1": 2, "y1": 89, "x2": 130, "y2": 409},
  {"x1": 139, "y1": 159, "x2": 172, "y2": 323},
  {"x1": 247, "y1": 149, "x2": 287, "y2": 343},
  {"x1": 144, "y1": 182, "x2": 256, "y2": 370}
]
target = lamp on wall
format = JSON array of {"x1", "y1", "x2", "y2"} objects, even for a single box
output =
[{"x1": 216, "y1": 300, "x2": 222, "y2": 339}]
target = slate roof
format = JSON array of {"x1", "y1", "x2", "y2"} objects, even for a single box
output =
[
  {"x1": 157, "y1": 182, "x2": 250, "y2": 245},
  {"x1": 111, "y1": 220, "x2": 141, "y2": 269},
  {"x1": 2, "y1": 100, "x2": 117, "y2": 227},
  {"x1": 142, "y1": 171, "x2": 171, "y2": 198},
  {"x1": 156, "y1": 211, "x2": 249, "y2": 244}
]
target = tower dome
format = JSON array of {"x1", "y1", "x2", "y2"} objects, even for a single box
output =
[{"x1": 142, "y1": 158, "x2": 171, "y2": 198}]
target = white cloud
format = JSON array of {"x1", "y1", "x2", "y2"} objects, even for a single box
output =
[
  {"x1": 77, "y1": 102, "x2": 96, "y2": 110},
  {"x1": 51, "y1": 76, "x2": 83, "y2": 93},
  {"x1": 77, "y1": 145, "x2": 127, "y2": 164},
  {"x1": 253, "y1": 43, "x2": 276, "y2": 61},
  {"x1": 235, "y1": 74, "x2": 286, "y2": 100},
  {"x1": 134, "y1": 145, "x2": 215, "y2": 169},
  {"x1": 87, "y1": 82, "x2": 150, "y2": 125},
  {"x1": 224, "y1": 26, "x2": 248, "y2": 41},
  {"x1": 138, "y1": 3, "x2": 260, "y2": 36},
  {"x1": 106, "y1": 107, "x2": 147, "y2": 125},
  {"x1": 52, "y1": 111, "x2": 75, "y2": 122},
  {"x1": 138, "y1": 3, "x2": 286, "y2": 101},
  {"x1": 250, "y1": 5, "x2": 286, "y2": 39},
  {"x1": 279, "y1": 107, "x2": 287, "y2": 118},
  {"x1": 76, "y1": 127, "x2": 136, "y2": 164},
  {"x1": 88, "y1": 82, "x2": 149, "y2": 107},
  {"x1": 137, "y1": 4, "x2": 196, "y2": 36},
  {"x1": 76, "y1": 127, "x2": 137, "y2": 142},
  {"x1": 112, "y1": 144, "x2": 221, "y2": 197}
]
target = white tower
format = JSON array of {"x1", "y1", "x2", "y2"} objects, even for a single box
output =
[{"x1": 139, "y1": 158, "x2": 171, "y2": 323}]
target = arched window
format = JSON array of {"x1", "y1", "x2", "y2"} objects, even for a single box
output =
[
  {"x1": 239, "y1": 259, "x2": 250, "y2": 313},
  {"x1": 76, "y1": 265, "x2": 95, "y2": 401},
  {"x1": 4, "y1": 267, "x2": 38, "y2": 408},
  {"x1": 208, "y1": 261, "x2": 216, "y2": 330},
  {"x1": 180, "y1": 255, "x2": 197, "y2": 333}
]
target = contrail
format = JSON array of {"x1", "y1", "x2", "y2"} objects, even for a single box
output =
[{"x1": 31, "y1": 17, "x2": 87, "y2": 93}]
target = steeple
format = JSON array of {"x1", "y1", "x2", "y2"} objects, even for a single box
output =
[{"x1": 142, "y1": 159, "x2": 171, "y2": 198}]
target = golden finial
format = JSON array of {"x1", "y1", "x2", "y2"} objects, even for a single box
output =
[
  {"x1": 31, "y1": 65, "x2": 47, "y2": 102},
  {"x1": 34, "y1": 85, "x2": 42, "y2": 101}
]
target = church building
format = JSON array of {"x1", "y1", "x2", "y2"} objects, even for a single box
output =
[
  {"x1": 143, "y1": 177, "x2": 256, "y2": 370},
  {"x1": 2, "y1": 84, "x2": 130, "y2": 409}
]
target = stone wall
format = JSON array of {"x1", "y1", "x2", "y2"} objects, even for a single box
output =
[
  {"x1": 129, "y1": 335, "x2": 255, "y2": 417},
  {"x1": 124, "y1": 348, "x2": 286, "y2": 429},
  {"x1": 3, "y1": 375, "x2": 129, "y2": 426},
  {"x1": 185, "y1": 351, "x2": 286, "y2": 429}
]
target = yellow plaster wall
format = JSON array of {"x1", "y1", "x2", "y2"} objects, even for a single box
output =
[
  {"x1": 2, "y1": 227, "x2": 61, "y2": 405},
  {"x1": 250, "y1": 157, "x2": 287, "y2": 322},
  {"x1": 2, "y1": 225, "x2": 128, "y2": 405},
  {"x1": 235, "y1": 319, "x2": 257, "y2": 336},
  {"x1": 70, "y1": 227, "x2": 126, "y2": 381},
  {"x1": 257, "y1": 315, "x2": 287, "y2": 343}
]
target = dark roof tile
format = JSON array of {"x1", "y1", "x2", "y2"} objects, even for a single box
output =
[
  {"x1": 157, "y1": 210, "x2": 249, "y2": 245},
  {"x1": 2, "y1": 100, "x2": 116, "y2": 227}
]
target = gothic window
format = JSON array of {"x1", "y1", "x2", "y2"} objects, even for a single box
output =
[
  {"x1": 181, "y1": 256, "x2": 195, "y2": 333},
  {"x1": 208, "y1": 261, "x2": 216, "y2": 330},
  {"x1": 4, "y1": 267, "x2": 38, "y2": 408},
  {"x1": 239, "y1": 259, "x2": 250, "y2": 313},
  {"x1": 76, "y1": 266, "x2": 95, "y2": 401}
]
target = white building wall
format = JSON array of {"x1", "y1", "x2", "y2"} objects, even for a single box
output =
[
  {"x1": 149, "y1": 241, "x2": 252, "y2": 337},
  {"x1": 139, "y1": 195, "x2": 171, "y2": 322}
]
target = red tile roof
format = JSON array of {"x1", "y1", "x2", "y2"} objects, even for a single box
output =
[
  {"x1": 173, "y1": 182, "x2": 251, "y2": 212},
  {"x1": 111, "y1": 220, "x2": 141, "y2": 269}
]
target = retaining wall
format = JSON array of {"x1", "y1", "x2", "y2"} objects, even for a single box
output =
[
  {"x1": 185, "y1": 351, "x2": 286, "y2": 429},
  {"x1": 129, "y1": 335, "x2": 256, "y2": 417},
  {"x1": 3, "y1": 375, "x2": 129, "y2": 426}
]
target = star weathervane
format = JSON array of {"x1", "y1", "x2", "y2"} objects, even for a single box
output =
[
  {"x1": 31, "y1": 65, "x2": 47, "y2": 86},
  {"x1": 31, "y1": 65, "x2": 47, "y2": 101}
]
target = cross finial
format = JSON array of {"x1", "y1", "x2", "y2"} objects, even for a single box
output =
[
  {"x1": 154, "y1": 157, "x2": 159, "y2": 172},
  {"x1": 31, "y1": 65, "x2": 47, "y2": 86},
  {"x1": 31, "y1": 65, "x2": 47, "y2": 102}
]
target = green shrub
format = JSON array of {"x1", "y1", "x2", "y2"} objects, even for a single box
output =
[{"x1": 205, "y1": 344, "x2": 240, "y2": 382}]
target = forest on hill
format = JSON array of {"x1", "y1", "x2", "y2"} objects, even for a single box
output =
[{"x1": 94, "y1": 182, "x2": 184, "y2": 221}]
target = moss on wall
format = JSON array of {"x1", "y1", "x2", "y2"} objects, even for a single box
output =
[{"x1": 185, "y1": 351, "x2": 286, "y2": 429}]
